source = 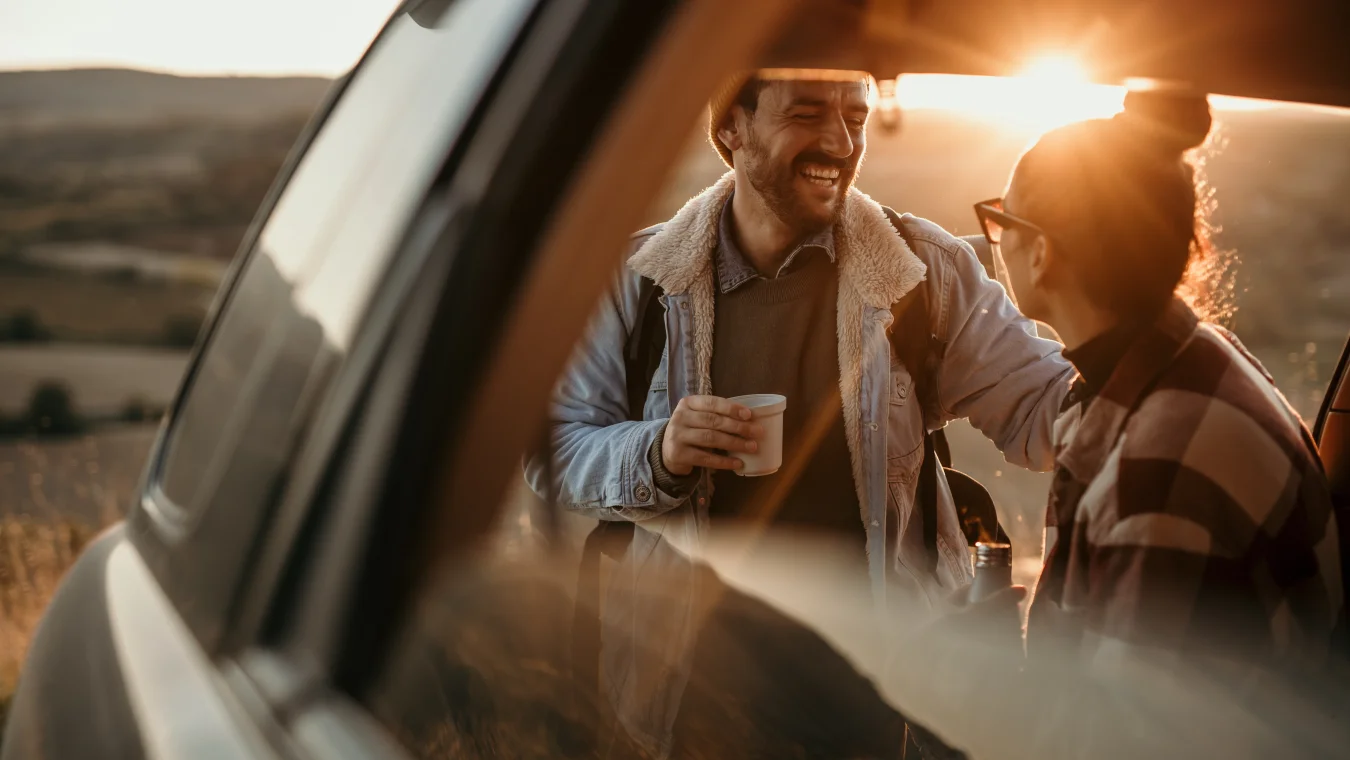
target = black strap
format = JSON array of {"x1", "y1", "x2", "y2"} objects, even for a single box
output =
[
  {"x1": 571, "y1": 519, "x2": 635, "y2": 752},
  {"x1": 881, "y1": 207, "x2": 950, "y2": 573},
  {"x1": 573, "y1": 276, "x2": 657, "y2": 752},
  {"x1": 625, "y1": 278, "x2": 667, "y2": 422},
  {"x1": 880, "y1": 209, "x2": 946, "y2": 440}
]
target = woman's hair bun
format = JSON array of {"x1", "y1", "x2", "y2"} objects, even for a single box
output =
[{"x1": 1117, "y1": 89, "x2": 1212, "y2": 155}]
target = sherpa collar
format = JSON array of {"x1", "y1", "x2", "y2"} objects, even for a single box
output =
[{"x1": 630, "y1": 171, "x2": 925, "y2": 308}]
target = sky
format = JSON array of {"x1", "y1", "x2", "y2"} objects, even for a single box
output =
[
  {"x1": 0, "y1": 0, "x2": 1279, "y2": 129},
  {"x1": 0, "y1": 0, "x2": 401, "y2": 76}
]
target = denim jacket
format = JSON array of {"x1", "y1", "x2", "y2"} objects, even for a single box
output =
[{"x1": 525, "y1": 172, "x2": 1071, "y2": 755}]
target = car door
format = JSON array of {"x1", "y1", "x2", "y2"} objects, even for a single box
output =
[{"x1": 0, "y1": 1, "x2": 541, "y2": 758}]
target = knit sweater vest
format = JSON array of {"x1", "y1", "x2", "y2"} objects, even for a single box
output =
[{"x1": 709, "y1": 250, "x2": 864, "y2": 557}]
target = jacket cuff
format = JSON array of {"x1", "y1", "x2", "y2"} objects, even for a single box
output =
[{"x1": 648, "y1": 422, "x2": 699, "y2": 498}]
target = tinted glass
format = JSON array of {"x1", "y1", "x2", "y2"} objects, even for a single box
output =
[
  {"x1": 363, "y1": 80, "x2": 1350, "y2": 758},
  {"x1": 363, "y1": 116, "x2": 915, "y2": 760}
]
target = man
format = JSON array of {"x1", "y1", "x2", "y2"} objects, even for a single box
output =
[{"x1": 527, "y1": 71, "x2": 1072, "y2": 756}]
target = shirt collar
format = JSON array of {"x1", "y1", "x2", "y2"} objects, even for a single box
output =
[
  {"x1": 1061, "y1": 320, "x2": 1144, "y2": 402},
  {"x1": 1060, "y1": 299, "x2": 1194, "y2": 411},
  {"x1": 715, "y1": 193, "x2": 837, "y2": 294}
]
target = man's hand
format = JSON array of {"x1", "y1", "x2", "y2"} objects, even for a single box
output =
[{"x1": 661, "y1": 395, "x2": 763, "y2": 476}]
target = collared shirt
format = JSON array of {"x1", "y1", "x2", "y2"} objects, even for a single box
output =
[{"x1": 715, "y1": 194, "x2": 836, "y2": 294}]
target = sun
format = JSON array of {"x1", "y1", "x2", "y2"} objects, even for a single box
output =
[
  {"x1": 1018, "y1": 54, "x2": 1088, "y2": 83},
  {"x1": 893, "y1": 53, "x2": 1125, "y2": 135},
  {"x1": 1005, "y1": 53, "x2": 1119, "y2": 130}
]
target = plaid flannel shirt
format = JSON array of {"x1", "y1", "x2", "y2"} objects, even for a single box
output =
[
  {"x1": 881, "y1": 299, "x2": 1350, "y2": 758},
  {"x1": 1029, "y1": 297, "x2": 1347, "y2": 695}
]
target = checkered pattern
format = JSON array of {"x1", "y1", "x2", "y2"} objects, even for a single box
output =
[{"x1": 1029, "y1": 298, "x2": 1347, "y2": 689}]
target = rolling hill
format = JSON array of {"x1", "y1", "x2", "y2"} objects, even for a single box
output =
[{"x1": 0, "y1": 68, "x2": 332, "y2": 129}]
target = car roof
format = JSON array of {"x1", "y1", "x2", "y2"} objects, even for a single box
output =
[{"x1": 764, "y1": 0, "x2": 1350, "y2": 109}]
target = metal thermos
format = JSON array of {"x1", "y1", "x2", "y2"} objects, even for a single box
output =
[{"x1": 968, "y1": 541, "x2": 1013, "y2": 603}]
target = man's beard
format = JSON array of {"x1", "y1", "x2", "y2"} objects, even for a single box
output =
[{"x1": 740, "y1": 132, "x2": 858, "y2": 237}]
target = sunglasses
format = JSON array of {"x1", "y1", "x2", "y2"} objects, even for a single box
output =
[{"x1": 973, "y1": 197, "x2": 1050, "y2": 254}]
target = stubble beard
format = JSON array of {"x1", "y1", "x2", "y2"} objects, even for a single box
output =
[{"x1": 740, "y1": 128, "x2": 854, "y2": 239}]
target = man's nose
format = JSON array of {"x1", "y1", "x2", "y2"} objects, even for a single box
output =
[{"x1": 818, "y1": 111, "x2": 854, "y2": 159}]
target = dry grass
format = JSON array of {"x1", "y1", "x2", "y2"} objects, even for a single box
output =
[
  {"x1": 0, "y1": 427, "x2": 151, "y2": 737},
  {"x1": 0, "y1": 515, "x2": 97, "y2": 723}
]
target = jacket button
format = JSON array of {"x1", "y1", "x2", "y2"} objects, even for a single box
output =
[
  {"x1": 871, "y1": 520, "x2": 880, "y2": 527},
  {"x1": 635, "y1": 484, "x2": 652, "y2": 502},
  {"x1": 868, "y1": 422, "x2": 879, "y2": 431}
]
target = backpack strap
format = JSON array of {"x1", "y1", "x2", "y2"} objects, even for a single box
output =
[
  {"x1": 573, "y1": 275, "x2": 657, "y2": 750},
  {"x1": 625, "y1": 277, "x2": 667, "y2": 423},
  {"x1": 571, "y1": 518, "x2": 634, "y2": 751},
  {"x1": 881, "y1": 208, "x2": 1007, "y2": 570},
  {"x1": 880, "y1": 207, "x2": 948, "y2": 457},
  {"x1": 880, "y1": 207, "x2": 949, "y2": 575}
]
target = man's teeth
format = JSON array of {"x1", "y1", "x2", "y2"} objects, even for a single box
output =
[{"x1": 799, "y1": 164, "x2": 841, "y2": 186}]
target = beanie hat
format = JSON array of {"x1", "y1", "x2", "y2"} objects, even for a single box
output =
[{"x1": 708, "y1": 71, "x2": 752, "y2": 168}]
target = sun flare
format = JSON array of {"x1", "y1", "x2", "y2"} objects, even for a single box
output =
[
  {"x1": 894, "y1": 54, "x2": 1125, "y2": 135},
  {"x1": 1018, "y1": 54, "x2": 1088, "y2": 83}
]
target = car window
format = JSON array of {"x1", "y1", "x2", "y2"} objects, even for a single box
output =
[
  {"x1": 358, "y1": 79, "x2": 1350, "y2": 758},
  {"x1": 360, "y1": 117, "x2": 916, "y2": 759},
  {"x1": 153, "y1": 0, "x2": 534, "y2": 522}
]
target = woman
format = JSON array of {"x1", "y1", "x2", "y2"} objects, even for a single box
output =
[{"x1": 887, "y1": 91, "x2": 1349, "y2": 759}]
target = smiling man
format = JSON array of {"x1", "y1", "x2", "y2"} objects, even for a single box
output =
[{"x1": 528, "y1": 71, "x2": 1072, "y2": 756}]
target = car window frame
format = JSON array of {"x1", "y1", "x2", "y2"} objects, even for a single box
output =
[{"x1": 125, "y1": 0, "x2": 541, "y2": 654}]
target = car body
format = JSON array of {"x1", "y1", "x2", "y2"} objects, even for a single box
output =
[{"x1": 3, "y1": 0, "x2": 1350, "y2": 758}]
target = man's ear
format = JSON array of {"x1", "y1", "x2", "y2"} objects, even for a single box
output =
[{"x1": 717, "y1": 105, "x2": 747, "y2": 154}]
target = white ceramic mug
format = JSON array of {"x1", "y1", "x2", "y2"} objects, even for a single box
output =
[{"x1": 727, "y1": 393, "x2": 786, "y2": 476}]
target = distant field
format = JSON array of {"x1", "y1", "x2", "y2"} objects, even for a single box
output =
[
  {"x1": 0, "y1": 345, "x2": 189, "y2": 417},
  {"x1": 0, "y1": 269, "x2": 214, "y2": 344},
  {"x1": 0, "y1": 424, "x2": 155, "y2": 523}
]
